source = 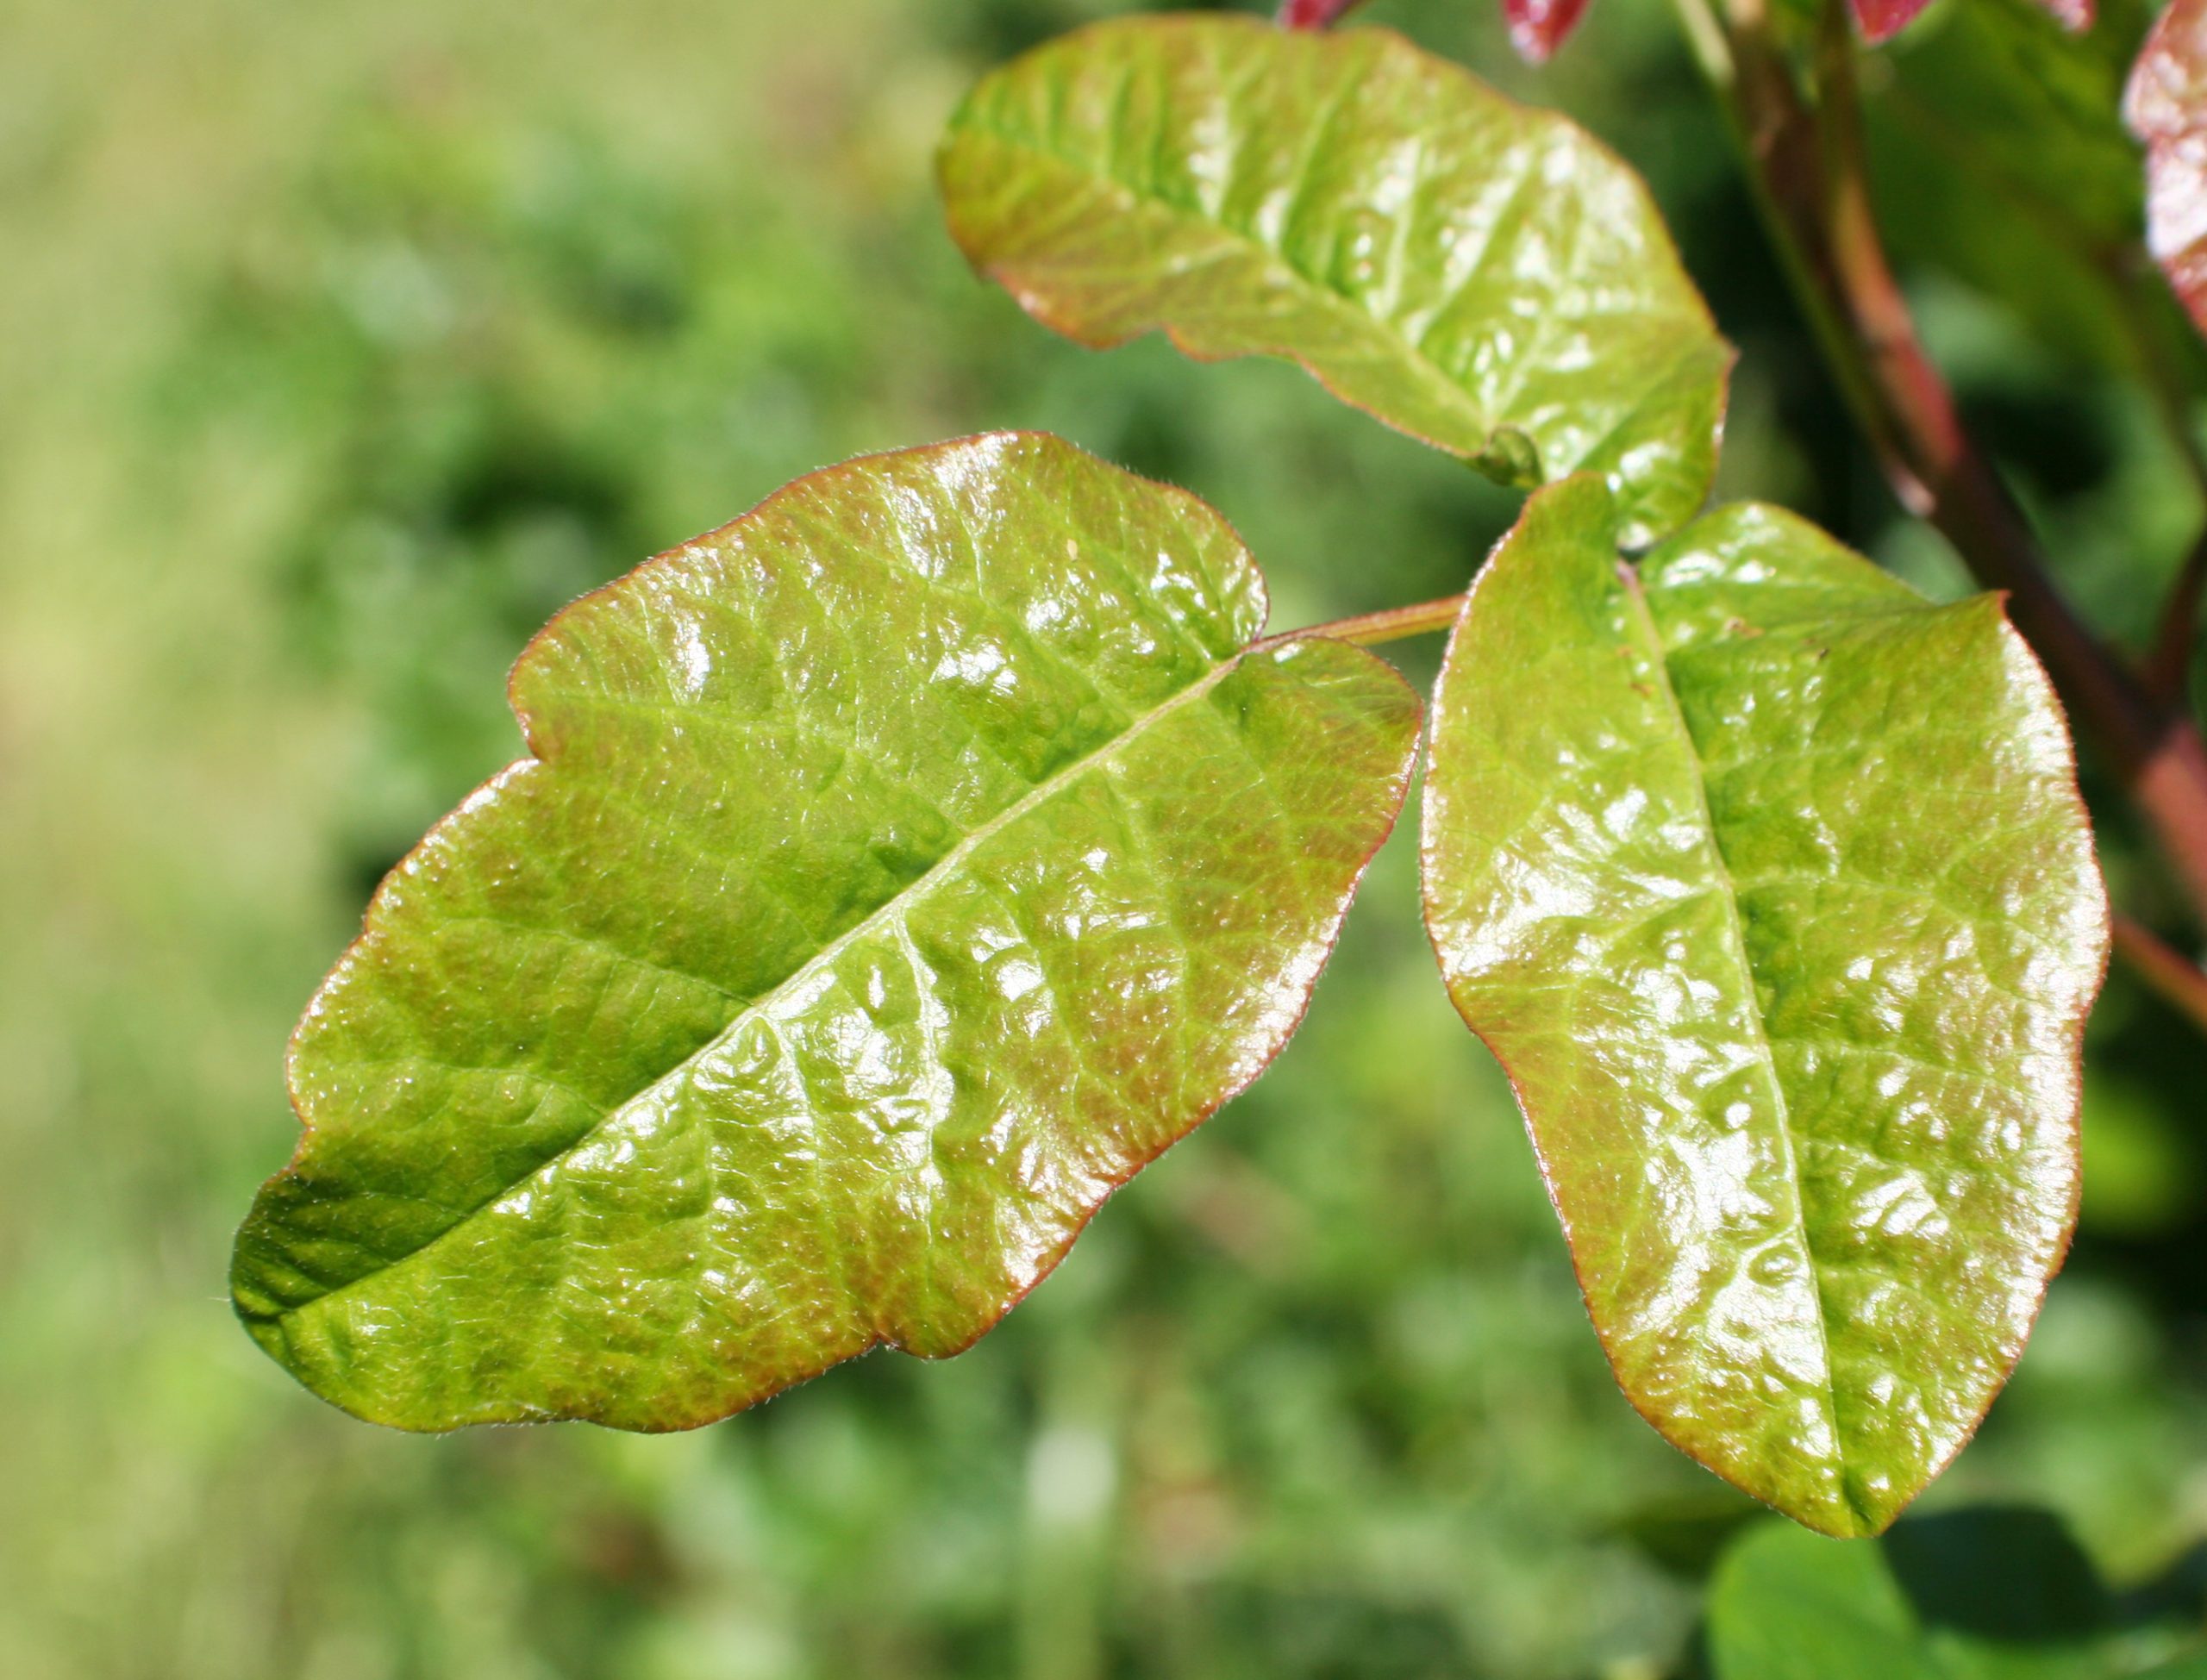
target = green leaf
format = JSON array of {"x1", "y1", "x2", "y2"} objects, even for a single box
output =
[
  {"x1": 1420, "y1": 477, "x2": 2107, "y2": 1535},
  {"x1": 1709, "y1": 1512, "x2": 2114, "y2": 1680},
  {"x1": 232, "y1": 432, "x2": 1421, "y2": 1431},
  {"x1": 937, "y1": 14, "x2": 1732, "y2": 549},
  {"x1": 1711, "y1": 1522, "x2": 1950, "y2": 1679}
]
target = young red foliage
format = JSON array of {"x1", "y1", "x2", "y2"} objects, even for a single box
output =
[
  {"x1": 1850, "y1": 0, "x2": 1933, "y2": 41},
  {"x1": 1505, "y1": 0, "x2": 1593, "y2": 62},
  {"x1": 2130, "y1": 0, "x2": 2207, "y2": 337},
  {"x1": 1277, "y1": 0, "x2": 1372, "y2": 28}
]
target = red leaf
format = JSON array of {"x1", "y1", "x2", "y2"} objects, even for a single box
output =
[
  {"x1": 1278, "y1": 0, "x2": 1372, "y2": 28},
  {"x1": 2129, "y1": 0, "x2": 2207, "y2": 337},
  {"x1": 1854, "y1": 0, "x2": 2089, "y2": 41},
  {"x1": 1851, "y1": 0, "x2": 1935, "y2": 43},
  {"x1": 1504, "y1": 0, "x2": 1592, "y2": 62}
]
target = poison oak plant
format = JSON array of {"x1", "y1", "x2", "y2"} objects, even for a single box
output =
[{"x1": 231, "y1": 0, "x2": 2207, "y2": 1543}]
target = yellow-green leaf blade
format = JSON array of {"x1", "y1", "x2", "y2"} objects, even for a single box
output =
[
  {"x1": 938, "y1": 14, "x2": 1733, "y2": 548},
  {"x1": 1420, "y1": 478, "x2": 2106, "y2": 1535},
  {"x1": 233, "y1": 432, "x2": 1421, "y2": 1431}
]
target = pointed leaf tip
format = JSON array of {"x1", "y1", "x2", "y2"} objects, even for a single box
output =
[
  {"x1": 231, "y1": 432, "x2": 1422, "y2": 1433},
  {"x1": 1422, "y1": 478, "x2": 2105, "y2": 1533},
  {"x1": 1504, "y1": 0, "x2": 1593, "y2": 63}
]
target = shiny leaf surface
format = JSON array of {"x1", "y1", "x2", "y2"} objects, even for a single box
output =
[
  {"x1": 1421, "y1": 478, "x2": 2106, "y2": 1535},
  {"x1": 938, "y1": 15, "x2": 1732, "y2": 548},
  {"x1": 233, "y1": 433, "x2": 1422, "y2": 1431},
  {"x1": 2129, "y1": 0, "x2": 2207, "y2": 339}
]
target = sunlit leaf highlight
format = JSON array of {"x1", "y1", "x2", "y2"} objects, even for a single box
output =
[
  {"x1": 233, "y1": 433, "x2": 1421, "y2": 1431},
  {"x1": 939, "y1": 14, "x2": 1732, "y2": 548},
  {"x1": 1421, "y1": 477, "x2": 2107, "y2": 1535}
]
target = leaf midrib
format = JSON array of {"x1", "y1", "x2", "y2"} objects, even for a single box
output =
[
  {"x1": 1616, "y1": 562, "x2": 1863, "y2": 1533},
  {"x1": 265, "y1": 644, "x2": 1260, "y2": 1330},
  {"x1": 953, "y1": 103, "x2": 1520, "y2": 454},
  {"x1": 957, "y1": 103, "x2": 1722, "y2": 490}
]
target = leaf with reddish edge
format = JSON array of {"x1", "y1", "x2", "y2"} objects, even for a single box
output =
[
  {"x1": 1421, "y1": 477, "x2": 2106, "y2": 1535},
  {"x1": 1854, "y1": 0, "x2": 1937, "y2": 43},
  {"x1": 1505, "y1": 0, "x2": 1594, "y2": 63},
  {"x1": 2129, "y1": 0, "x2": 2207, "y2": 337},
  {"x1": 1279, "y1": 0, "x2": 1373, "y2": 27},
  {"x1": 230, "y1": 432, "x2": 1422, "y2": 1433},
  {"x1": 939, "y1": 15, "x2": 1733, "y2": 549}
]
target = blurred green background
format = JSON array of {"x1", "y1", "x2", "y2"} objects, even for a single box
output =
[{"x1": 8, "y1": 0, "x2": 2207, "y2": 1673}]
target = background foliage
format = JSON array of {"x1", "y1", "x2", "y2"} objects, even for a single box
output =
[{"x1": 6, "y1": 0, "x2": 2207, "y2": 1673}]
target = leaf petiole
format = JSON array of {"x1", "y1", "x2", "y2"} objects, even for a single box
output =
[
  {"x1": 2111, "y1": 912, "x2": 2207, "y2": 1040},
  {"x1": 1282, "y1": 592, "x2": 1467, "y2": 649}
]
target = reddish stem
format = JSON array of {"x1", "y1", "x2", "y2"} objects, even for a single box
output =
[
  {"x1": 2148, "y1": 529, "x2": 2207, "y2": 709},
  {"x1": 2112, "y1": 912, "x2": 2207, "y2": 1038},
  {"x1": 1285, "y1": 592, "x2": 1467, "y2": 648},
  {"x1": 1696, "y1": 0, "x2": 2207, "y2": 929}
]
